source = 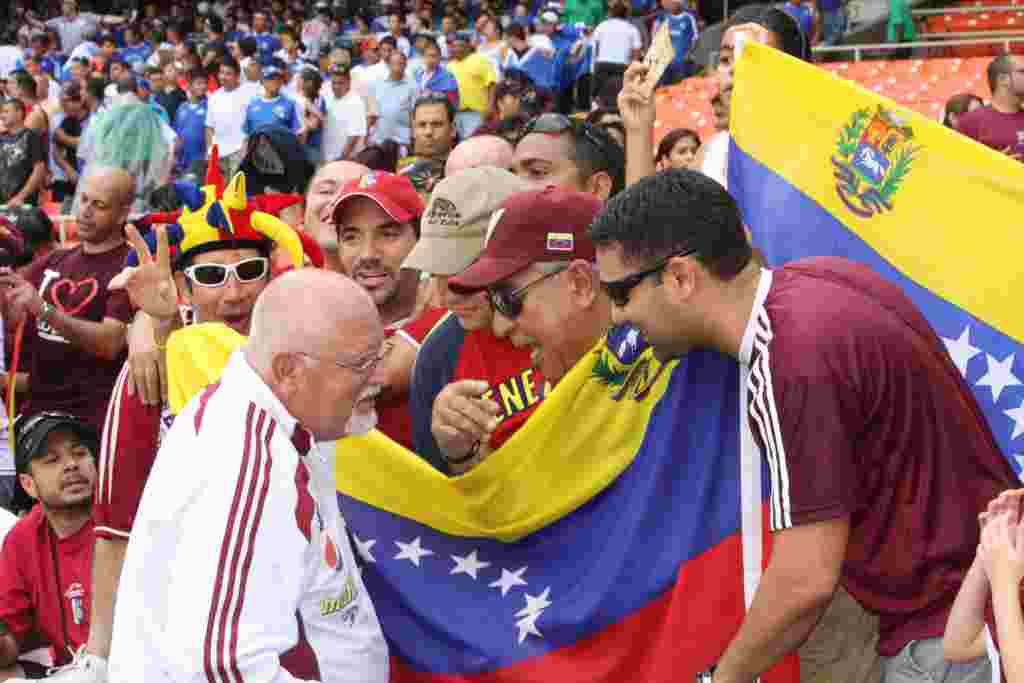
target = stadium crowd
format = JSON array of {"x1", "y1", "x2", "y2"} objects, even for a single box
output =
[{"x1": 0, "y1": 0, "x2": 1019, "y2": 682}]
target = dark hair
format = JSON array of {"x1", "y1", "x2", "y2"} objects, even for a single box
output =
[
  {"x1": 207, "y1": 15, "x2": 224, "y2": 34},
  {"x1": 238, "y1": 36, "x2": 259, "y2": 58},
  {"x1": 11, "y1": 71, "x2": 36, "y2": 98},
  {"x1": 85, "y1": 76, "x2": 107, "y2": 101},
  {"x1": 726, "y1": 4, "x2": 808, "y2": 60},
  {"x1": 492, "y1": 112, "x2": 531, "y2": 141},
  {"x1": 300, "y1": 67, "x2": 322, "y2": 97},
  {"x1": 420, "y1": 34, "x2": 441, "y2": 53},
  {"x1": 589, "y1": 168, "x2": 752, "y2": 279},
  {"x1": 506, "y1": 23, "x2": 527, "y2": 40},
  {"x1": 116, "y1": 74, "x2": 139, "y2": 94},
  {"x1": 609, "y1": 1, "x2": 629, "y2": 18},
  {"x1": 188, "y1": 68, "x2": 208, "y2": 84},
  {"x1": 14, "y1": 207, "x2": 55, "y2": 260},
  {"x1": 655, "y1": 127, "x2": 701, "y2": 163},
  {"x1": 354, "y1": 141, "x2": 400, "y2": 173},
  {"x1": 379, "y1": 35, "x2": 397, "y2": 48},
  {"x1": 987, "y1": 53, "x2": 1014, "y2": 94},
  {"x1": 943, "y1": 92, "x2": 983, "y2": 127},
  {"x1": 413, "y1": 92, "x2": 456, "y2": 123},
  {"x1": 219, "y1": 55, "x2": 241, "y2": 74},
  {"x1": 570, "y1": 120, "x2": 625, "y2": 196}
]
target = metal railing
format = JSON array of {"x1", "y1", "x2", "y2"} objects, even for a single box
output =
[
  {"x1": 913, "y1": 4, "x2": 1024, "y2": 14},
  {"x1": 811, "y1": 35, "x2": 1024, "y2": 59}
]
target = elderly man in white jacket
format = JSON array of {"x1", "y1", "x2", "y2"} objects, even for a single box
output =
[{"x1": 109, "y1": 270, "x2": 389, "y2": 683}]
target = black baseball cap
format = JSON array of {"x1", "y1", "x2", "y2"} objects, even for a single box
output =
[{"x1": 14, "y1": 412, "x2": 99, "y2": 476}]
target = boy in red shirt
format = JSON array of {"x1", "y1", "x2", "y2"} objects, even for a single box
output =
[{"x1": 0, "y1": 413, "x2": 99, "y2": 679}]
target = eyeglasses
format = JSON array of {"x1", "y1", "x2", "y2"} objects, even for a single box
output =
[
  {"x1": 183, "y1": 257, "x2": 269, "y2": 288},
  {"x1": 489, "y1": 265, "x2": 567, "y2": 319},
  {"x1": 600, "y1": 248, "x2": 697, "y2": 307},
  {"x1": 520, "y1": 113, "x2": 622, "y2": 169},
  {"x1": 297, "y1": 350, "x2": 380, "y2": 375}
]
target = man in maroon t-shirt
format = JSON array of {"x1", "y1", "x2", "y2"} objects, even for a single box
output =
[
  {"x1": 956, "y1": 54, "x2": 1024, "y2": 158},
  {"x1": 0, "y1": 413, "x2": 99, "y2": 679},
  {"x1": 0, "y1": 167, "x2": 134, "y2": 429},
  {"x1": 590, "y1": 169, "x2": 1016, "y2": 683}
]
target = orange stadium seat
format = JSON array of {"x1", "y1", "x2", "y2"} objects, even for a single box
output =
[{"x1": 653, "y1": 58, "x2": 992, "y2": 146}]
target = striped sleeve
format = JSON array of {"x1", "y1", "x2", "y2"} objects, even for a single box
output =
[
  {"x1": 94, "y1": 363, "x2": 162, "y2": 541},
  {"x1": 745, "y1": 308, "x2": 855, "y2": 533},
  {"x1": 201, "y1": 404, "x2": 285, "y2": 683}
]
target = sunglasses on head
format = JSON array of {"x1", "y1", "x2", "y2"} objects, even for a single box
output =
[
  {"x1": 600, "y1": 248, "x2": 697, "y2": 307},
  {"x1": 183, "y1": 257, "x2": 269, "y2": 287},
  {"x1": 488, "y1": 265, "x2": 567, "y2": 320},
  {"x1": 521, "y1": 113, "x2": 619, "y2": 162}
]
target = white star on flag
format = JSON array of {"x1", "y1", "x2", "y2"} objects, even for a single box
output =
[
  {"x1": 943, "y1": 326, "x2": 981, "y2": 377},
  {"x1": 353, "y1": 534, "x2": 377, "y2": 563},
  {"x1": 1013, "y1": 454, "x2": 1024, "y2": 483},
  {"x1": 976, "y1": 353, "x2": 1022, "y2": 404},
  {"x1": 450, "y1": 550, "x2": 491, "y2": 579},
  {"x1": 515, "y1": 610, "x2": 543, "y2": 644},
  {"x1": 1006, "y1": 399, "x2": 1024, "y2": 441},
  {"x1": 394, "y1": 537, "x2": 434, "y2": 567},
  {"x1": 489, "y1": 566, "x2": 528, "y2": 596},
  {"x1": 515, "y1": 587, "x2": 552, "y2": 618}
]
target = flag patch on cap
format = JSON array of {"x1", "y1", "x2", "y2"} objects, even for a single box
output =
[{"x1": 546, "y1": 232, "x2": 574, "y2": 252}]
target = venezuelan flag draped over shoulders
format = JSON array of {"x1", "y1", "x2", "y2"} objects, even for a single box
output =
[
  {"x1": 335, "y1": 327, "x2": 799, "y2": 682},
  {"x1": 728, "y1": 43, "x2": 1024, "y2": 477}
]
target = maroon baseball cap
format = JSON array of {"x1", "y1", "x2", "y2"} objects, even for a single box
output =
[
  {"x1": 448, "y1": 186, "x2": 602, "y2": 292},
  {"x1": 324, "y1": 171, "x2": 425, "y2": 226}
]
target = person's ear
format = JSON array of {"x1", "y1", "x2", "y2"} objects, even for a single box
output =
[
  {"x1": 271, "y1": 351, "x2": 304, "y2": 395},
  {"x1": 566, "y1": 259, "x2": 598, "y2": 309},
  {"x1": 661, "y1": 254, "x2": 697, "y2": 302},
  {"x1": 175, "y1": 271, "x2": 191, "y2": 303},
  {"x1": 585, "y1": 171, "x2": 613, "y2": 201},
  {"x1": 18, "y1": 473, "x2": 38, "y2": 501}
]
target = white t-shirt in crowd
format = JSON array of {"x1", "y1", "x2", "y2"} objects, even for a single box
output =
[
  {"x1": 528, "y1": 33, "x2": 555, "y2": 53},
  {"x1": 0, "y1": 46, "x2": 23, "y2": 78},
  {"x1": 0, "y1": 509, "x2": 16, "y2": 546},
  {"x1": 322, "y1": 89, "x2": 368, "y2": 163},
  {"x1": 592, "y1": 17, "x2": 643, "y2": 65},
  {"x1": 205, "y1": 82, "x2": 260, "y2": 157}
]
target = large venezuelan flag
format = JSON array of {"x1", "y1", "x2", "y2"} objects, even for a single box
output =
[
  {"x1": 334, "y1": 326, "x2": 799, "y2": 682},
  {"x1": 729, "y1": 43, "x2": 1024, "y2": 478}
]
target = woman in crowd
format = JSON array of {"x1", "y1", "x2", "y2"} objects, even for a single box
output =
[
  {"x1": 943, "y1": 92, "x2": 983, "y2": 130},
  {"x1": 655, "y1": 127, "x2": 701, "y2": 170}
]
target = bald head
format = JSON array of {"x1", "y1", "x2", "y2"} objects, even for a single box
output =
[
  {"x1": 247, "y1": 269, "x2": 381, "y2": 364},
  {"x1": 445, "y1": 135, "x2": 515, "y2": 176},
  {"x1": 83, "y1": 166, "x2": 134, "y2": 209},
  {"x1": 245, "y1": 269, "x2": 385, "y2": 440}
]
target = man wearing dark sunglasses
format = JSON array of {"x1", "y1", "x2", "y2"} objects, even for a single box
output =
[
  {"x1": 444, "y1": 186, "x2": 630, "y2": 471},
  {"x1": 589, "y1": 168, "x2": 1014, "y2": 683},
  {"x1": 511, "y1": 112, "x2": 625, "y2": 201}
]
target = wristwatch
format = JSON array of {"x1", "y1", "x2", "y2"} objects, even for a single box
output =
[{"x1": 39, "y1": 301, "x2": 55, "y2": 325}]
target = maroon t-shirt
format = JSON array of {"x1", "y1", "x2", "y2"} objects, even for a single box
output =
[
  {"x1": 0, "y1": 506, "x2": 94, "y2": 668},
  {"x1": 742, "y1": 256, "x2": 1016, "y2": 656},
  {"x1": 22, "y1": 244, "x2": 133, "y2": 428},
  {"x1": 956, "y1": 105, "x2": 1024, "y2": 156}
]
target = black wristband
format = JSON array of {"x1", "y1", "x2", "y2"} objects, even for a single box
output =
[{"x1": 446, "y1": 440, "x2": 481, "y2": 465}]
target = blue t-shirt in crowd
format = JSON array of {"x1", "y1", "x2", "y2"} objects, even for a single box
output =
[
  {"x1": 653, "y1": 11, "x2": 699, "y2": 68},
  {"x1": 251, "y1": 32, "x2": 282, "y2": 62},
  {"x1": 242, "y1": 94, "x2": 300, "y2": 136},
  {"x1": 174, "y1": 98, "x2": 208, "y2": 172},
  {"x1": 120, "y1": 43, "x2": 153, "y2": 71},
  {"x1": 783, "y1": 1, "x2": 815, "y2": 37}
]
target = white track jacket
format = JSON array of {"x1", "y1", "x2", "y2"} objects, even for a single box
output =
[{"x1": 109, "y1": 352, "x2": 389, "y2": 683}]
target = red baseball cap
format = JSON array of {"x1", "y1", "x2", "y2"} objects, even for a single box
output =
[
  {"x1": 448, "y1": 186, "x2": 602, "y2": 292},
  {"x1": 324, "y1": 171, "x2": 425, "y2": 227}
]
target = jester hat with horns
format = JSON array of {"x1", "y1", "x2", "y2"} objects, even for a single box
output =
[{"x1": 130, "y1": 147, "x2": 323, "y2": 270}]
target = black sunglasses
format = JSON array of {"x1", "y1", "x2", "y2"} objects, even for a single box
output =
[
  {"x1": 488, "y1": 265, "x2": 567, "y2": 319},
  {"x1": 600, "y1": 248, "x2": 697, "y2": 307},
  {"x1": 521, "y1": 113, "x2": 621, "y2": 165}
]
